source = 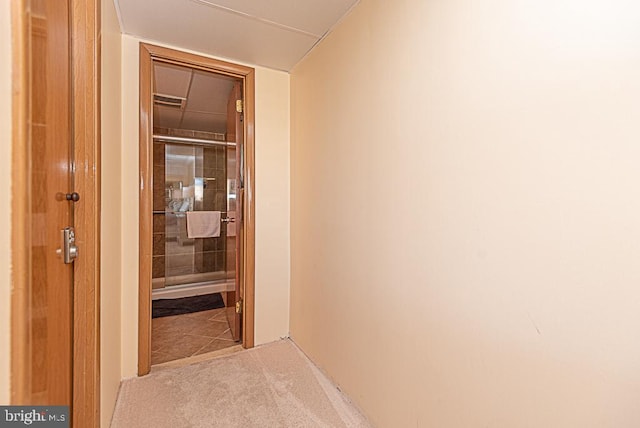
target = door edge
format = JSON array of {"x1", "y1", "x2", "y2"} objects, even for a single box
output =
[{"x1": 71, "y1": 0, "x2": 101, "y2": 425}]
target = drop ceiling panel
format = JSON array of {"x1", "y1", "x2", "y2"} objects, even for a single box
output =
[
  {"x1": 115, "y1": 0, "x2": 360, "y2": 71},
  {"x1": 181, "y1": 112, "x2": 226, "y2": 133},
  {"x1": 153, "y1": 62, "x2": 192, "y2": 97},
  {"x1": 185, "y1": 71, "x2": 234, "y2": 113},
  {"x1": 192, "y1": 0, "x2": 357, "y2": 36},
  {"x1": 154, "y1": 106, "x2": 184, "y2": 129}
]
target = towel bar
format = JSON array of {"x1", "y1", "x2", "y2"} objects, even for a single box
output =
[{"x1": 152, "y1": 210, "x2": 228, "y2": 215}]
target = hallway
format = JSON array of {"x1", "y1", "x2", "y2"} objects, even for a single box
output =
[
  {"x1": 111, "y1": 340, "x2": 370, "y2": 427},
  {"x1": 4, "y1": 1, "x2": 640, "y2": 426}
]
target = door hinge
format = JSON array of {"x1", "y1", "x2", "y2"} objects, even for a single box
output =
[
  {"x1": 236, "y1": 99, "x2": 243, "y2": 113},
  {"x1": 235, "y1": 299, "x2": 243, "y2": 314}
]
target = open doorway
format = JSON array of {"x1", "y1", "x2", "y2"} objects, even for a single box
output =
[{"x1": 138, "y1": 44, "x2": 255, "y2": 375}]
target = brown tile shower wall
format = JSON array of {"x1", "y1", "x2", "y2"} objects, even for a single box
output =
[
  {"x1": 197, "y1": 145, "x2": 227, "y2": 274},
  {"x1": 152, "y1": 143, "x2": 166, "y2": 283},
  {"x1": 151, "y1": 133, "x2": 227, "y2": 283}
]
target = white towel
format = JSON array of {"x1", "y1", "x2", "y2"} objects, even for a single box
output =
[{"x1": 186, "y1": 211, "x2": 221, "y2": 238}]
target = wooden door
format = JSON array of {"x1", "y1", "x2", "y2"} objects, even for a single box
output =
[
  {"x1": 12, "y1": 0, "x2": 100, "y2": 422},
  {"x1": 225, "y1": 82, "x2": 243, "y2": 341},
  {"x1": 22, "y1": 0, "x2": 74, "y2": 406}
]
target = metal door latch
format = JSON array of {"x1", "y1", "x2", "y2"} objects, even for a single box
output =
[{"x1": 56, "y1": 227, "x2": 78, "y2": 264}]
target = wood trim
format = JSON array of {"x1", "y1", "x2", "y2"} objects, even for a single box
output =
[
  {"x1": 10, "y1": 0, "x2": 101, "y2": 424},
  {"x1": 138, "y1": 43, "x2": 256, "y2": 374},
  {"x1": 141, "y1": 44, "x2": 254, "y2": 77},
  {"x1": 243, "y1": 71, "x2": 256, "y2": 349},
  {"x1": 71, "y1": 0, "x2": 101, "y2": 425},
  {"x1": 138, "y1": 43, "x2": 153, "y2": 376},
  {"x1": 10, "y1": 0, "x2": 30, "y2": 404}
]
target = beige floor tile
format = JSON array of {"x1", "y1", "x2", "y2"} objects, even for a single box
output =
[
  {"x1": 151, "y1": 350, "x2": 180, "y2": 365},
  {"x1": 152, "y1": 314, "x2": 183, "y2": 330},
  {"x1": 215, "y1": 329, "x2": 234, "y2": 341},
  {"x1": 161, "y1": 334, "x2": 213, "y2": 358},
  {"x1": 186, "y1": 320, "x2": 230, "y2": 338},
  {"x1": 193, "y1": 338, "x2": 238, "y2": 356},
  {"x1": 151, "y1": 352, "x2": 173, "y2": 365},
  {"x1": 151, "y1": 309, "x2": 237, "y2": 365},
  {"x1": 154, "y1": 315, "x2": 207, "y2": 335},
  {"x1": 183, "y1": 308, "x2": 224, "y2": 321},
  {"x1": 152, "y1": 329, "x2": 172, "y2": 353},
  {"x1": 208, "y1": 309, "x2": 229, "y2": 322}
]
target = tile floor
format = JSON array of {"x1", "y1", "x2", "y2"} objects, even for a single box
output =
[{"x1": 151, "y1": 307, "x2": 238, "y2": 365}]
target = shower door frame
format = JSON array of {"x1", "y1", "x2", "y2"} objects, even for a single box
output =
[{"x1": 137, "y1": 43, "x2": 256, "y2": 376}]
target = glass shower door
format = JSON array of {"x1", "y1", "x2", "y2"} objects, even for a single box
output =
[
  {"x1": 151, "y1": 142, "x2": 229, "y2": 289},
  {"x1": 164, "y1": 144, "x2": 198, "y2": 284}
]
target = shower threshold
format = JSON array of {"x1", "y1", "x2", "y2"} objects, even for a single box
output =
[{"x1": 152, "y1": 279, "x2": 235, "y2": 300}]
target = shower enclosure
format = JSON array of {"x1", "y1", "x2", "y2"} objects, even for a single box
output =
[{"x1": 151, "y1": 132, "x2": 237, "y2": 298}]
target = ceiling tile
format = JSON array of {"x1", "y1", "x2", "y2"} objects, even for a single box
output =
[
  {"x1": 185, "y1": 70, "x2": 235, "y2": 114},
  {"x1": 153, "y1": 62, "x2": 192, "y2": 97},
  {"x1": 191, "y1": 0, "x2": 358, "y2": 36},
  {"x1": 116, "y1": 0, "x2": 360, "y2": 70},
  {"x1": 181, "y1": 112, "x2": 226, "y2": 133},
  {"x1": 154, "y1": 106, "x2": 184, "y2": 129}
]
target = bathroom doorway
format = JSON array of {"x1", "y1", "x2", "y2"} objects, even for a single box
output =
[{"x1": 138, "y1": 44, "x2": 255, "y2": 375}]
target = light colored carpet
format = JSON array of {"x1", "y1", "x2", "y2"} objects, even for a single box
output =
[{"x1": 111, "y1": 339, "x2": 371, "y2": 427}]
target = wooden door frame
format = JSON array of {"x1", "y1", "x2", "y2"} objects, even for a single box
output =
[
  {"x1": 10, "y1": 0, "x2": 101, "y2": 425},
  {"x1": 138, "y1": 43, "x2": 256, "y2": 376}
]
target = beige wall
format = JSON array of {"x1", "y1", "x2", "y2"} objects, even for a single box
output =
[
  {"x1": 254, "y1": 69, "x2": 291, "y2": 344},
  {"x1": 121, "y1": 35, "x2": 291, "y2": 377},
  {"x1": 120, "y1": 35, "x2": 138, "y2": 377},
  {"x1": 0, "y1": 0, "x2": 11, "y2": 404},
  {"x1": 290, "y1": 1, "x2": 640, "y2": 427},
  {"x1": 100, "y1": 0, "x2": 122, "y2": 425}
]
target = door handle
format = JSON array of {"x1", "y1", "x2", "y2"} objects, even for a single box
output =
[
  {"x1": 56, "y1": 227, "x2": 79, "y2": 264},
  {"x1": 65, "y1": 192, "x2": 80, "y2": 202}
]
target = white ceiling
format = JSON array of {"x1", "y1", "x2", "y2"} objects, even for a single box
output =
[
  {"x1": 115, "y1": 0, "x2": 360, "y2": 71},
  {"x1": 153, "y1": 61, "x2": 236, "y2": 133}
]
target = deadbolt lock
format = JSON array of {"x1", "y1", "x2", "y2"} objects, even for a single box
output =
[{"x1": 56, "y1": 227, "x2": 78, "y2": 264}]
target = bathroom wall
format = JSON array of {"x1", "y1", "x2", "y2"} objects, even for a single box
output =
[
  {"x1": 0, "y1": 0, "x2": 12, "y2": 404},
  {"x1": 290, "y1": 0, "x2": 640, "y2": 426},
  {"x1": 121, "y1": 35, "x2": 291, "y2": 377}
]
